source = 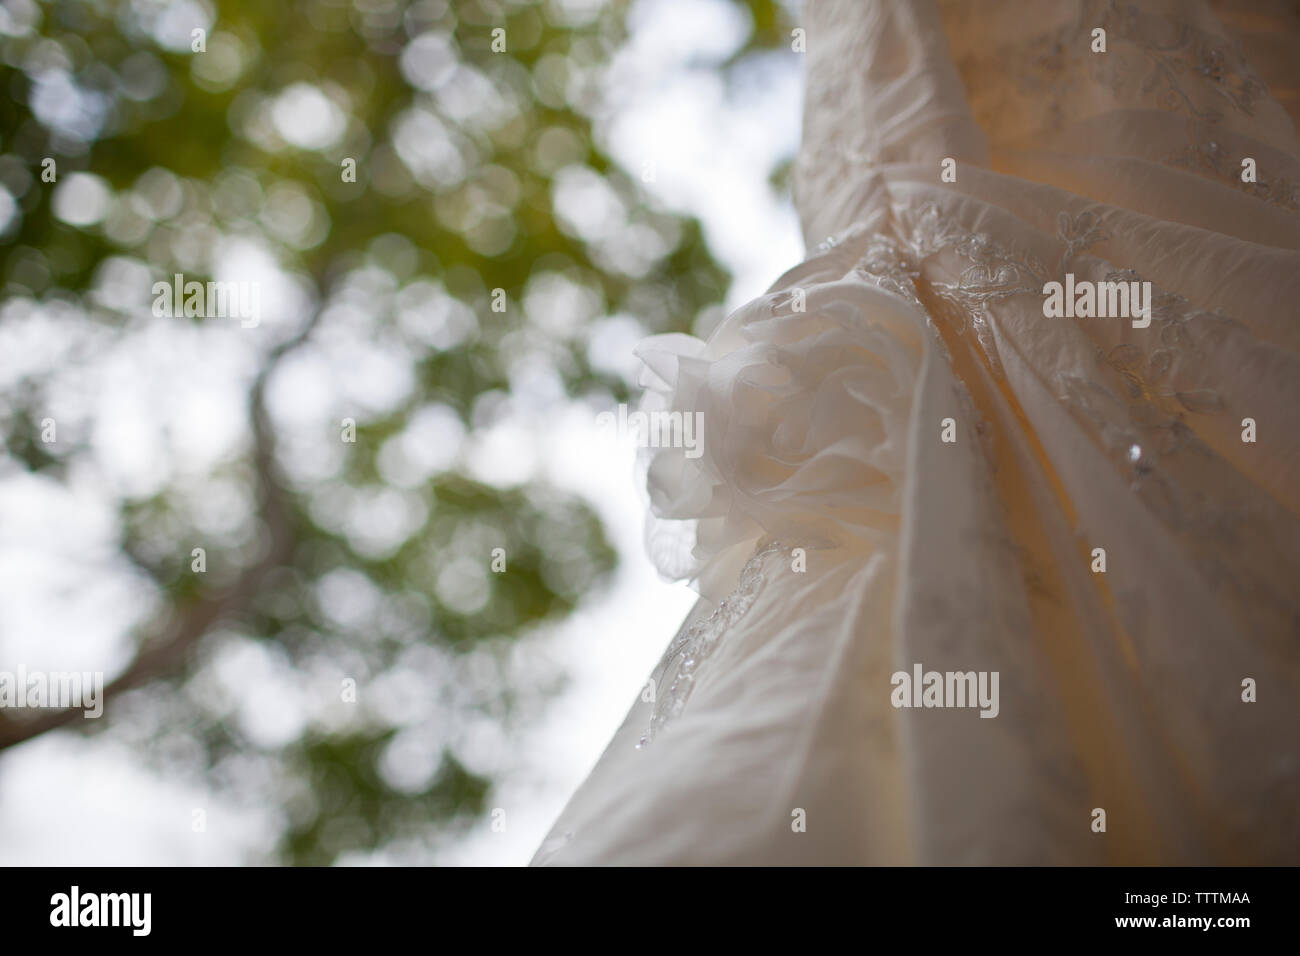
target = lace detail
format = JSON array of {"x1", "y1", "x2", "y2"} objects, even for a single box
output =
[
  {"x1": 877, "y1": 203, "x2": 1297, "y2": 652},
  {"x1": 825, "y1": 200, "x2": 1254, "y2": 554},
  {"x1": 839, "y1": 203, "x2": 1108, "y2": 382},
  {"x1": 637, "y1": 539, "x2": 791, "y2": 748},
  {"x1": 1055, "y1": 275, "x2": 1239, "y2": 524},
  {"x1": 852, "y1": 235, "x2": 924, "y2": 311},
  {"x1": 947, "y1": 0, "x2": 1300, "y2": 210},
  {"x1": 912, "y1": 205, "x2": 1064, "y2": 378},
  {"x1": 1104, "y1": 5, "x2": 1300, "y2": 210}
]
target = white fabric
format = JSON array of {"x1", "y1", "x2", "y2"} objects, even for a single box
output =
[{"x1": 532, "y1": 0, "x2": 1300, "y2": 865}]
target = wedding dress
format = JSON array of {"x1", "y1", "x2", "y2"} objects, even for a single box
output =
[{"x1": 532, "y1": 0, "x2": 1300, "y2": 865}]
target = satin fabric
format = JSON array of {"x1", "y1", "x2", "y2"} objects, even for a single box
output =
[{"x1": 533, "y1": 0, "x2": 1300, "y2": 865}]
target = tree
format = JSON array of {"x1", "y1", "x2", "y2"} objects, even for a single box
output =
[{"x1": 0, "y1": 0, "x2": 792, "y2": 864}]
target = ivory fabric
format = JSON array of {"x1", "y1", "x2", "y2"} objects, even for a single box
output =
[{"x1": 532, "y1": 0, "x2": 1300, "y2": 865}]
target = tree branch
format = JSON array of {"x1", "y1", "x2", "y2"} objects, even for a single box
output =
[{"x1": 0, "y1": 315, "x2": 322, "y2": 752}]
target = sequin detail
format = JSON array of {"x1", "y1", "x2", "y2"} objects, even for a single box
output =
[{"x1": 637, "y1": 540, "x2": 790, "y2": 748}]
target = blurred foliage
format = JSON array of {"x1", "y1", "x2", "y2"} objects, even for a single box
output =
[{"x1": 0, "y1": 0, "x2": 794, "y2": 864}]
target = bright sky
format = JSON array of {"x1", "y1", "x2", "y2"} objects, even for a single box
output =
[{"x1": 0, "y1": 0, "x2": 804, "y2": 866}]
